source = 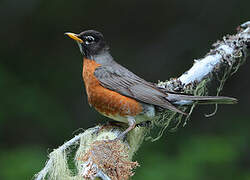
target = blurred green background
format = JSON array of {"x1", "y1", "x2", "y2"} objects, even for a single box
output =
[{"x1": 0, "y1": 0, "x2": 250, "y2": 179}]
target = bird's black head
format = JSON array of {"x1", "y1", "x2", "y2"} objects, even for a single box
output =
[{"x1": 65, "y1": 30, "x2": 109, "y2": 58}]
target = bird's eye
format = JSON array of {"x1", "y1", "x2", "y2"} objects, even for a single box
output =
[{"x1": 85, "y1": 36, "x2": 95, "y2": 44}]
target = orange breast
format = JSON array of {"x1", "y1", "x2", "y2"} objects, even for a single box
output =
[{"x1": 82, "y1": 58, "x2": 143, "y2": 116}]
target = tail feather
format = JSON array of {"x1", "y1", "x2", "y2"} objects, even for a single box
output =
[{"x1": 167, "y1": 94, "x2": 238, "y2": 105}]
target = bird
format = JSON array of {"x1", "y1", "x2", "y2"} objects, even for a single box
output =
[{"x1": 65, "y1": 30, "x2": 237, "y2": 139}]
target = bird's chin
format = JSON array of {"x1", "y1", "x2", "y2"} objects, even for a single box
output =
[{"x1": 77, "y1": 42, "x2": 83, "y2": 55}]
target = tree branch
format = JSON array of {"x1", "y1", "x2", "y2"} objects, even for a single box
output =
[{"x1": 34, "y1": 22, "x2": 250, "y2": 180}]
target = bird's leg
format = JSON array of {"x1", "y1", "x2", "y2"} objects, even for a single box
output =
[{"x1": 116, "y1": 116, "x2": 136, "y2": 140}]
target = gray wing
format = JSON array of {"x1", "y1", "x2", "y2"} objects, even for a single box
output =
[{"x1": 94, "y1": 64, "x2": 186, "y2": 115}]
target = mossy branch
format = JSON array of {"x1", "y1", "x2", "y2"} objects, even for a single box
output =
[{"x1": 34, "y1": 22, "x2": 250, "y2": 180}]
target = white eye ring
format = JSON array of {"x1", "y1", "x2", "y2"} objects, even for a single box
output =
[{"x1": 85, "y1": 36, "x2": 95, "y2": 44}]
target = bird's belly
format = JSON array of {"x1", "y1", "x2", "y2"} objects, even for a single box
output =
[
  {"x1": 99, "y1": 103, "x2": 156, "y2": 124},
  {"x1": 87, "y1": 85, "x2": 143, "y2": 117}
]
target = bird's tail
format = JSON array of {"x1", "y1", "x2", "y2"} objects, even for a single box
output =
[{"x1": 167, "y1": 94, "x2": 238, "y2": 105}]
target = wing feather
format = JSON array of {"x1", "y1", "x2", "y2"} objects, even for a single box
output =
[{"x1": 94, "y1": 63, "x2": 186, "y2": 115}]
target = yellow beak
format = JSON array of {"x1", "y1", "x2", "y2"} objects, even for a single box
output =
[{"x1": 64, "y1": 32, "x2": 83, "y2": 43}]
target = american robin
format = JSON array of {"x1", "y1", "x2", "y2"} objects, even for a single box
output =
[{"x1": 65, "y1": 30, "x2": 237, "y2": 139}]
